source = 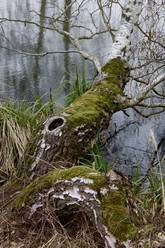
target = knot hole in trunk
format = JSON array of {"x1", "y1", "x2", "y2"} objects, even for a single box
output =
[{"x1": 48, "y1": 117, "x2": 64, "y2": 131}]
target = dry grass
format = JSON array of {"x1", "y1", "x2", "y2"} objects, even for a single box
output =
[
  {"x1": 149, "y1": 129, "x2": 165, "y2": 215},
  {"x1": 0, "y1": 97, "x2": 55, "y2": 178},
  {"x1": 0, "y1": 117, "x2": 30, "y2": 175},
  {"x1": 0, "y1": 205, "x2": 104, "y2": 248}
]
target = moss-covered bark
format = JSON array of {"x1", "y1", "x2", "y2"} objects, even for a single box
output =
[
  {"x1": 1, "y1": 166, "x2": 144, "y2": 248},
  {"x1": 1, "y1": 57, "x2": 146, "y2": 248},
  {"x1": 19, "y1": 57, "x2": 129, "y2": 180}
]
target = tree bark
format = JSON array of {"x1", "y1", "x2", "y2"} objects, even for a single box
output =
[
  {"x1": 0, "y1": 166, "x2": 146, "y2": 248},
  {"x1": 0, "y1": 1, "x2": 164, "y2": 247},
  {"x1": 20, "y1": 58, "x2": 129, "y2": 180},
  {"x1": 0, "y1": 57, "x2": 146, "y2": 248}
]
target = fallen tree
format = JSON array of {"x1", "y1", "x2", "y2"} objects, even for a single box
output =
[
  {"x1": 0, "y1": 0, "x2": 165, "y2": 247},
  {"x1": 0, "y1": 57, "x2": 146, "y2": 248},
  {"x1": 20, "y1": 58, "x2": 129, "y2": 180},
  {"x1": 0, "y1": 166, "x2": 146, "y2": 248}
]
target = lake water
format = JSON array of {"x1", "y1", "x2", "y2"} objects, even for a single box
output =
[
  {"x1": 0, "y1": 0, "x2": 111, "y2": 102},
  {"x1": 0, "y1": 0, "x2": 164, "y2": 176}
]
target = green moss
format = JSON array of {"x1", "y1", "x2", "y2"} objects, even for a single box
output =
[
  {"x1": 15, "y1": 166, "x2": 109, "y2": 209},
  {"x1": 27, "y1": 132, "x2": 43, "y2": 161},
  {"x1": 61, "y1": 57, "x2": 127, "y2": 130},
  {"x1": 101, "y1": 189, "x2": 138, "y2": 241},
  {"x1": 102, "y1": 57, "x2": 126, "y2": 77},
  {"x1": 15, "y1": 166, "x2": 98, "y2": 209},
  {"x1": 85, "y1": 173, "x2": 108, "y2": 191},
  {"x1": 14, "y1": 166, "x2": 138, "y2": 242},
  {"x1": 16, "y1": 131, "x2": 44, "y2": 179},
  {"x1": 0, "y1": 178, "x2": 18, "y2": 192}
]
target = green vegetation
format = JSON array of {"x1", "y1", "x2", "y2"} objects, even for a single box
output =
[
  {"x1": 102, "y1": 57, "x2": 129, "y2": 89},
  {"x1": 80, "y1": 142, "x2": 107, "y2": 173},
  {"x1": 14, "y1": 166, "x2": 104, "y2": 208},
  {"x1": 66, "y1": 65, "x2": 94, "y2": 106},
  {"x1": 62, "y1": 58, "x2": 126, "y2": 130},
  {"x1": 102, "y1": 58, "x2": 127, "y2": 76},
  {"x1": 132, "y1": 159, "x2": 146, "y2": 195},
  {"x1": 131, "y1": 131, "x2": 165, "y2": 217},
  {"x1": 0, "y1": 70, "x2": 165, "y2": 247},
  {"x1": 101, "y1": 190, "x2": 138, "y2": 241},
  {"x1": 0, "y1": 87, "x2": 62, "y2": 176},
  {"x1": 14, "y1": 165, "x2": 138, "y2": 242}
]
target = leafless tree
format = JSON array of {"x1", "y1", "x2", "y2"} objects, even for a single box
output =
[
  {"x1": 0, "y1": 0, "x2": 164, "y2": 115},
  {"x1": 0, "y1": 2, "x2": 165, "y2": 247}
]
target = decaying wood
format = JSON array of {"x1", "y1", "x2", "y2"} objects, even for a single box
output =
[
  {"x1": 0, "y1": 0, "x2": 165, "y2": 246},
  {"x1": 0, "y1": 166, "x2": 146, "y2": 248},
  {"x1": 19, "y1": 58, "x2": 129, "y2": 180},
  {"x1": 0, "y1": 58, "x2": 147, "y2": 248}
]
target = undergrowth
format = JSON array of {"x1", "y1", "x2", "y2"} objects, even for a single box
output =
[
  {"x1": 132, "y1": 130, "x2": 165, "y2": 217},
  {"x1": 66, "y1": 65, "x2": 95, "y2": 106},
  {"x1": 80, "y1": 141, "x2": 107, "y2": 173},
  {"x1": 0, "y1": 82, "x2": 62, "y2": 178},
  {"x1": 0, "y1": 71, "x2": 165, "y2": 247}
]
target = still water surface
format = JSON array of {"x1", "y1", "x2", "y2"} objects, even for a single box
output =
[
  {"x1": 0, "y1": 0, "x2": 164, "y2": 176},
  {"x1": 0, "y1": 0, "x2": 111, "y2": 102}
]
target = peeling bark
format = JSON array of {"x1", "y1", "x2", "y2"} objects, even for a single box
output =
[
  {"x1": 19, "y1": 58, "x2": 129, "y2": 180},
  {"x1": 0, "y1": 1, "x2": 163, "y2": 247},
  {"x1": 0, "y1": 57, "x2": 148, "y2": 248},
  {"x1": 1, "y1": 167, "x2": 145, "y2": 248}
]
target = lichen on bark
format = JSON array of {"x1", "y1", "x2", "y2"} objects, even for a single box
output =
[
  {"x1": 12, "y1": 166, "x2": 141, "y2": 247},
  {"x1": 23, "y1": 57, "x2": 129, "y2": 180},
  {"x1": 0, "y1": 57, "x2": 149, "y2": 248}
]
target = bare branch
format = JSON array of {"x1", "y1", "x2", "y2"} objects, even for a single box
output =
[
  {"x1": 132, "y1": 106, "x2": 165, "y2": 118},
  {"x1": 0, "y1": 16, "x2": 102, "y2": 75},
  {"x1": 78, "y1": 29, "x2": 111, "y2": 40},
  {"x1": 136, "y1": 102, "x2": 165, "y2": 108},
  {"x1": 0, "y1": 45, "x2": 80, "y2": 56},
  {"x1": 0, "y1": 18, "x2": 55, "y2": 31},
  {"x1": 50, "y1": 20, "x2": 102, "y2": 75},
  {"x1": 128, "y1": 73, "x2": 165, "y2": 106},
  {"x1": 97, "y1": 0, "x2": 115, "y2": 41},
  {"x1": 135, "y1": 23, "x2": 165, "y2": 49}
]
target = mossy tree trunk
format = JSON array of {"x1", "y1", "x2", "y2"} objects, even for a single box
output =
[
  {"x1": 21, "y1": 58, "x2": 129, "y2": 180},
  {"x1": 0, "y1": 58, "x2": 147, "y2": 248},
  {"x1": 1, "y1": 167, "x2": 146, "y2": 248}
]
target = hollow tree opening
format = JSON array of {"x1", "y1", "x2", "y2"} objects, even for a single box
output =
[{"x1": 48, "y1": 117, "x2": 64, "y2": 131}]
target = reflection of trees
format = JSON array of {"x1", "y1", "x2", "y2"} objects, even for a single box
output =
[
  {"x1": 0, "y1": 0, "x2": 48, "y2": 99},
  {"x1": 33, "y1": 0, "x2": 47, "y2": 97},
  {"x1": 63, "y1": 0, "x2": 71, "y2": 93},
  {"x1": 0, "y1": 1, "x2": 164, "y2": 114}
]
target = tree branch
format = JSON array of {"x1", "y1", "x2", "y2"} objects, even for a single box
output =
[
  {"x1": 128, "y1": 73, "x2": 165, "y2": 106},
  {"x1": 135, "y1": 23, "x2": 165, "y2": 49},
  {"x1": 133, "y1": 106, "x2": 165, "y2": 118}
]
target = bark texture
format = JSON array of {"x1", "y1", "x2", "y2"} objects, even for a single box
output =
[
  {"x1": 22, "y1": 58, "x2": 129, "y2": 180},
  {"x1": 0, "y1": 57, "x2": 146, "y2": 248},
  {"x1": 0, "y1": 166, "x2": 145, "y2": 248}
]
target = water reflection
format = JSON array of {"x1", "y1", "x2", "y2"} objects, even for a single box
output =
[
  {"x1": 0, "y1": 0, "x2": 97, "y2": 102},
  {"x1": 0, "y1": 0, "x2": 164, "y2": 176},
  {"x1": 33, "y1": 0, "x2": 47, "y2": 97},
  {"x1": 63, "y1": 0, "x2": 71, "y2": 91}
]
